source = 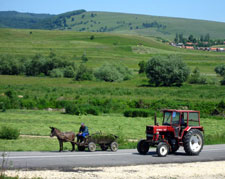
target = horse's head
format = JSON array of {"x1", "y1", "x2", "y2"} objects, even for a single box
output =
[{"x1": 49, "y1": 127, "x2": 57, "y2": 137}]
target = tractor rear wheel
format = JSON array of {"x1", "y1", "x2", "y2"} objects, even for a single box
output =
[
  {"x1": 183, "y1": 129, "x2": 203, "y2": 155},
  {"x1": 137, "y1": 140, "x2": 149, "y2": 155},
  {"x1": 88, "y1": 142, "x2": 96, "y2": 152},
  {"x1": 157, "y1": 142, "x2": 169, "y2": 157}
]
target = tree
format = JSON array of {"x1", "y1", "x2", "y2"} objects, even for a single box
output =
[
  {"x1": 145, "y1": 56, "x2": 190, "y2": 86},
  {"x1": 75, "y1": 64, "x2": 93, "y2": 81},
  {"x1": 188, "y1": 35, "x2": 194, "y2": 42},
  {"x1": 189, "y1": 67, "x2": 207, "y2": 84},
  {"x1": 90, "y1": 35, "x2": 95, "y2": 40},
  {"x1": 81, "y1": 54, "x2": 88, "y2": 63},
  {"x1": 215, "y1": 64, "x2": 225, "y2": 76},
  {"x1": 204, "y1": 33, "x2": 210, "y2": 41},
  {"x1": 138, "y1": 61, "x2": 147, "y2": 74},
  {"x1": 174, "y1": 33, "x2": 179, "y2": 43},
  {"x1": 94, "y1": 63, "x2": 132, "y2": 82}
]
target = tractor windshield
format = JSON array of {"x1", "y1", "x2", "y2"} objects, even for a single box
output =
[{"x1": 163, "y1": 112, "x2": 172, "y2": 125}]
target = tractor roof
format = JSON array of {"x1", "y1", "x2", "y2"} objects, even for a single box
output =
[{"x1": 162, "y1": 109, "x2": 200, "y2": 113}]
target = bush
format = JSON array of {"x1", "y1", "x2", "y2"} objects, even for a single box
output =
[
  {"x1": 189, "y1": 67, "x2": 207, "y2": 84},
  {"x1": 75, "y1": 64, "x2": 94, "y2": 81},
  {"x1": 65, "y1": 103, "x2": 99, "y2": 115},
  {"x1": 0, "y1": 126, "x2": 20, "y2": 140},
  {"x1": 215, "y1": 64, "x2": 225, "y2": 76},
  {"x1": 124, "y1": 108, "x2": 150, "y2": 117},
  {"x1": 145, "y1": 56, "x2": 190, "y2": 86},
  {"x1": 95, "y1": 63, "x2": 132, "y2": 82},
  {"x1": 50, "y1": 68, "x2": 64, "y2": 78}
]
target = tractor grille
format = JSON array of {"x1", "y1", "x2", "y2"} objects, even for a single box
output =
[{"x1": 146, "y1": 126, "x2": 154, "y2": 134}]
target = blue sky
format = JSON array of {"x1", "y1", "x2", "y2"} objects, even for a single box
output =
[{"x1": 1, "y1": 0, "x2": 225, "y2": 22}]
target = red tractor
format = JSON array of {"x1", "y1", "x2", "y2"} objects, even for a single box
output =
[{"x1": 137, "y1": 109, "x2": 204, "y2": 157}]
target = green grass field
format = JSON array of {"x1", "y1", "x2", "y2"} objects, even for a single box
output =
[
  {"x1": 0, "y1": 28, "x2": 225, "y2": 151},
  {"x1": 0, "y1": 110, "x2": 224, "y2": 151}
]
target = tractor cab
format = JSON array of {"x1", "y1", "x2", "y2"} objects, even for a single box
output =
[
  {"x1": 162, "y1": 109, "x2": 201, "y2": 138},
  {"x1": 138, "y1": 109, "x2": 204, "y2": 157}
]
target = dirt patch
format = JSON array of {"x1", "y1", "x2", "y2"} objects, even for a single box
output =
[
  {"x1": 20, "y1": 135, "x2": 50, "y2": 139},
  {"x1": 5, "y1": 161, "x2": 225, "y2": 179}
]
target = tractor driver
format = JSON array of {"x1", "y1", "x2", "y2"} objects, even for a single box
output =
[{"x1": 77, "y1": 123, "x2": 89, "y2": 143}]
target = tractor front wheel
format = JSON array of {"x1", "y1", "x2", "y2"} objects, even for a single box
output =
[
  {"x1": 157, "y1": 142, "x2": 169, "y2": 157},
  {"x1": 137, "y1": 140, "x2": 149, "y2": 155},
  {"x1": 183, "y1": 129, "x2": 203, "y2": 155}
]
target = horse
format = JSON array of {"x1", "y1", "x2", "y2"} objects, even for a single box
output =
[{"x1": 49, "y1": 127, "x2": 76, "y2": 152}]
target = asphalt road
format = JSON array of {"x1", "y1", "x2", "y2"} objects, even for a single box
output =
[{"x1": 1, "y1": 144, "x2": 225, "y2": 170}]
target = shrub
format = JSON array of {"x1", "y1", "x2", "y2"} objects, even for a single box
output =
[
  {"x1": 124, "y1": 108, "x2": 150, "y2": 117},
  {"x1": 215, "y1": 64, "x2": 225, "y2": 76},
  {"x1": 64, "y1": 66, "x2": 76, "y2": 78},
  {"x1": 81, "y1": 54, "x2": 88, "y2": 63},
  {"x1": 50, "y1": 68, "x2": 64, "y2": 78},
  {"x1": 221, "y1": 76, "x2": 225, "y2": 85},
  {"x1": 65, "y1": 103, "x2": 99, "y2": 115},
  {"x1": 75, "y1": 64, "x2": 94, "y2": 81},
  {"x1": 189, "y1": 67, "x2": 207, "y2": 84},
  {"x1": 145, "y1": 56, "x2": 190, "y2": 86},
  {"x1": 138, "y1": 60, "x2": 147, "y2": 74},
  {"x1": 95, "y1": 63, "x2": 132, "y2": 82},
  {"x1": 0, "y1": 126, "x2": 20, "y2": 140},
  {"x1": 90, "y1": 35, "x2": 95, "y2": 40}
]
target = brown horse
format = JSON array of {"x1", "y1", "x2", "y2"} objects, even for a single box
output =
[{"x1": 49, "y1": 127, "x2": 75, "y2": 152}]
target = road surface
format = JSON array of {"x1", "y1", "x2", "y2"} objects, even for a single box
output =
[{"x1": 1, "y1": 144, "x2": 225, "y2": 170}]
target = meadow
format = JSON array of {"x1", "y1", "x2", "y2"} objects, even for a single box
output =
[
  {"x1": 0, "y1": 28, "x2": 225, "y2": 151},
  {"x1": 0, "y1": 110, "x2": 225, "y2": 151}
]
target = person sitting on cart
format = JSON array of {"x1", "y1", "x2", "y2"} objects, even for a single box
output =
[{"x1": 77, "y1": 123, "x2": 89, "y2": 143}]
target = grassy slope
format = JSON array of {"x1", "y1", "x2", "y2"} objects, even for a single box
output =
[
  {"x1": 0, "y1": 28, "x2": 225, "y2": 73},
  {"x1": 1, "y1": 10, "x2": 225, "y2": 40},
  {"x1": 65, "y1": 11, "x2": 225, "y2": 40}
]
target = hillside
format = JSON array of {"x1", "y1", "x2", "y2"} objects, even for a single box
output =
[
  {"x1": 0, "y1": 28, "x2": 224, "y2": 74},
  {"x1": 1, "y1": 10, "x2": 225, "y2": 40}
]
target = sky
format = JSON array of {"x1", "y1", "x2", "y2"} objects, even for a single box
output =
[{"x1": 1, "y1": 0, "x2": 225, "y2": 23}]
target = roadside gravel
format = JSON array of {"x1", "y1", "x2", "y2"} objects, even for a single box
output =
[{"x1": 5, "y1": 161, "x2": 225, "y2": 179}]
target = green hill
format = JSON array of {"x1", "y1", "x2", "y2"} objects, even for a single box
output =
[
  {"x1": 0, "y1": 28, "x2": 224, "y2": 74},
  {"x1": 1, "y1": 10, "x2": 225, "y2": 40}
]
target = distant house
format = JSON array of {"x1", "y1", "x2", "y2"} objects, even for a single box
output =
[
  {"x1": 186, "y1": 42, "x2": 193, "y2": 46},
  {"x1": 177, "y1": 43, "x2": 184, "y2": 46},
  {"x1": 185, "y1": 46, "x2": 194, "y2": 50},
  {"x1": 210, "y1": 48, "x2": 217, "y2": 51},
  {"x1": 218, "y1": 48, "x2": 225, "y2": 52}
]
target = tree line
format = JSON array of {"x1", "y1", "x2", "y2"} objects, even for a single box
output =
[
  {"x1": 0, "y1": 53, "x2": 133, "y2": 82},
  {"x1": 174, "y1": 33, "x2": 225, "y2": 47}
]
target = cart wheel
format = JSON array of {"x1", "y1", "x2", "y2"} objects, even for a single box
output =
[
  {"x1": 100, "y1": 145, "x2": 108, "y2": 151},
  {"x1": 110, "y1": 142, "x2": 118, "y2": 152},
  {"x1": 88, "y1": 142, "x2": 96, "y2": 152},
  {"x1": 78, "y1": 145, "x2": 85, "y2": 151}
]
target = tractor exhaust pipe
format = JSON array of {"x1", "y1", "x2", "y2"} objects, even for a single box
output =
[{"x1": 154, "y1": 113, "x2": 158, "y2": 126}]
